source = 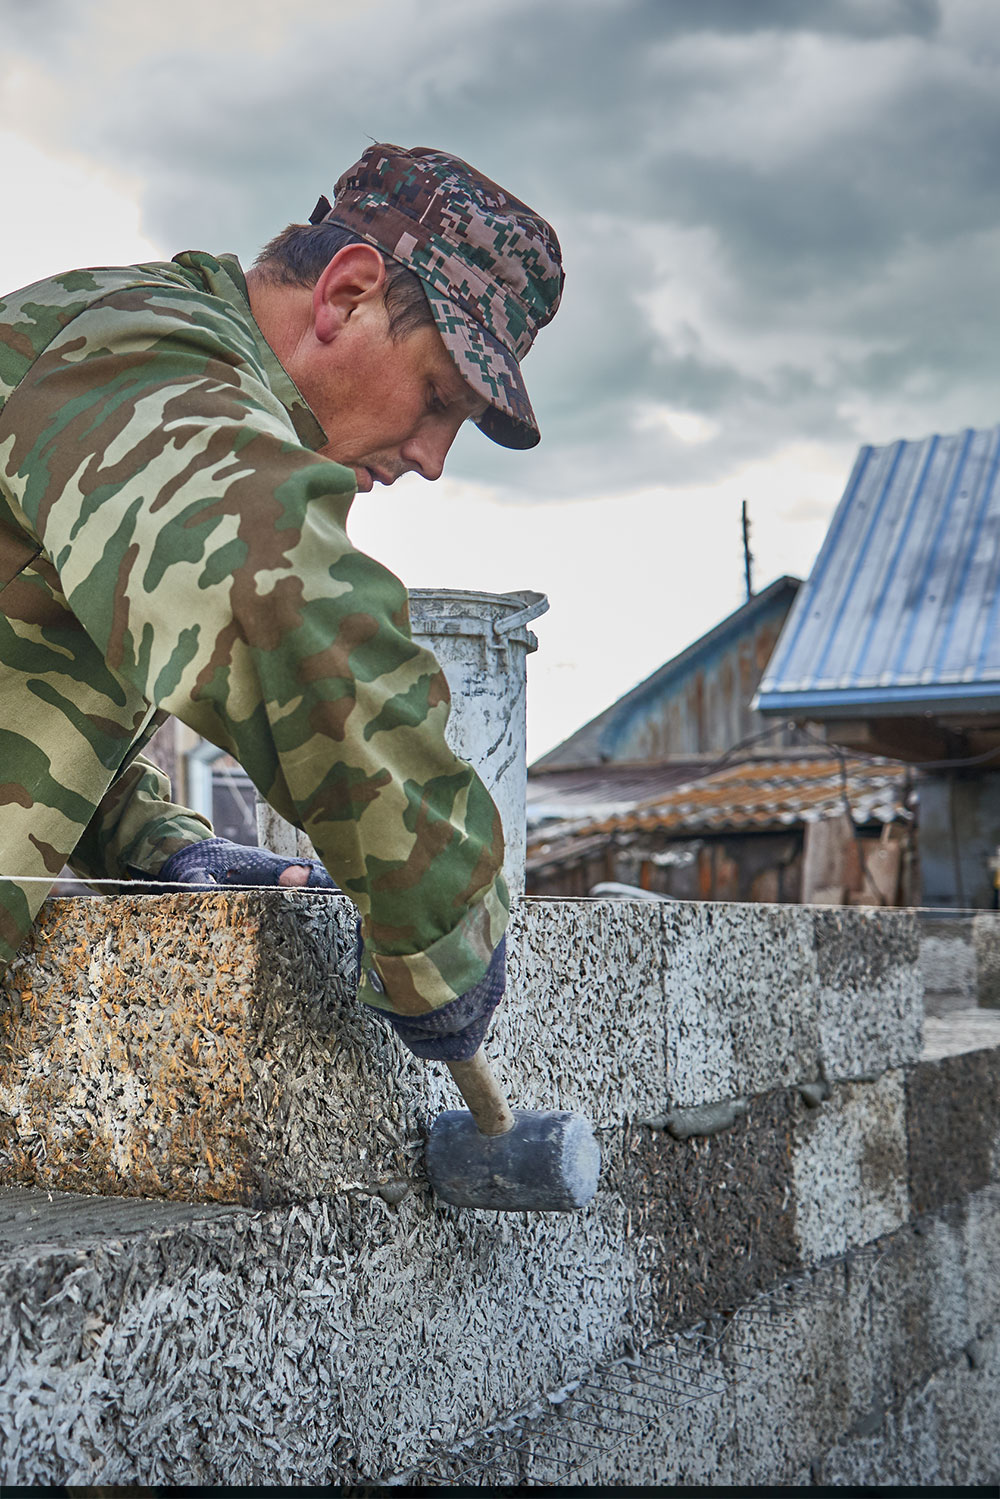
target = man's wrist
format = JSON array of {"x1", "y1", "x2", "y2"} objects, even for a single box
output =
[
  {"x1": 363, "y1": 937, "x2": 506, "y2": 1062},
  {"x1": 126, "y1": 825, "x2": 215, "y2": 878},
  {"x1": 358, "y1": 876, "x2": 509, "y2": 1014}
]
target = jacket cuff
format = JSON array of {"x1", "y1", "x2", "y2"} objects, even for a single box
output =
[
  {"x1": 358, "y1": 873, "x2": 509, "y2": 1015},
  {"x1": 364, "y1": 937, "x2": 505, "y2": 1061},
  {"x1": 130, "y1": 822, "x2": 215, "y2": 875}
]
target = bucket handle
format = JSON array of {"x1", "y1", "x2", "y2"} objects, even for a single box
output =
[{"x1": 492, "y1": 591, "x2": 549, "y2": 640}]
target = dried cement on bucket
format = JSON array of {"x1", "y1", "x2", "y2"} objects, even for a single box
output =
[{"x1": 257, "y1": 587, "x2": 547, "y2": 896}]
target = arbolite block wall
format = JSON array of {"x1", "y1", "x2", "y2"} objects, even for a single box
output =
[{"x1": 0, "y1": 893, "x2": 998, "y2": 1486}]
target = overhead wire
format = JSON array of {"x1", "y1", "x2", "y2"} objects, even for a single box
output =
[{"x1": 7, "y1": 713, "x2": 993, "y2": 897}]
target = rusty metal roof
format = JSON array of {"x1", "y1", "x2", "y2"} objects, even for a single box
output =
[
  {"x1": 526, "y1": 752, "x2": 910, "y2": 867},
  {"x1": 527, "y1": 759, "x2": 714, "y2": 824},
  {"x1": 756, "y1": 426, "x2": 1000, "y2": 718}
]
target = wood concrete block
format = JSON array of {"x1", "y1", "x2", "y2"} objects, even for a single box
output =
[
  {"x1": 813, "y1": 906, "x2": 923, "y2": 1080},
  {"x1": 660, "y1": 901, "x2": 820, "y2": 1107},
  {"x1": 791, "y1": 1074, "x2": 909, "y2": 1261},
  {"x1": 485, "y1": 897, "x2": 669, "y2": 1128},
  {"x1": 0, "y1": 891, "x2": 422, "y2": 1205}
]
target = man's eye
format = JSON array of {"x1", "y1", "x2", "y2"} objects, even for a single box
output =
[{"x1": 428, "y1": 389, "x2": 446, "y2": 415}]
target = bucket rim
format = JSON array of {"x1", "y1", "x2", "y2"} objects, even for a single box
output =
[{"x1": 408, "y1": 586, "x2": 545, "y2": 612}]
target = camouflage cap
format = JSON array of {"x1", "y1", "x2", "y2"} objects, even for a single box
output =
[{"x1": 310, "y1": 143, "x2": 564, "y2": 450}]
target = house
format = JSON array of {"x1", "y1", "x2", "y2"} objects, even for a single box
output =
[
  {"x1": 527, "y1": 574, "x2": 804, "y2": 830},
  {"x1": 755, "y1": 425, "x2": 1000, "y2": 908},
  {"x1": 533, "y1": 574, "x2": 803, "y2": 772}
]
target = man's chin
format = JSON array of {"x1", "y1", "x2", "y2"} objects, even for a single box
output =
[{"x1": 351, "y1": 465, "x2": 374, "y2": 493}]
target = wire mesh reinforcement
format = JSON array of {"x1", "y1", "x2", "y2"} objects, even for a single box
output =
[
  {"x1": 380, "y1": 1238, "x2": 899, "y2": 1488},
  {"x1": 379, "y1": 1312, "x2": 771, "y2": 1486}
]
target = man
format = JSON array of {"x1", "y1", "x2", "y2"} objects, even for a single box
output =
[{"x1": 0, "y1": 143, "x2": 563, "y2": 1061}]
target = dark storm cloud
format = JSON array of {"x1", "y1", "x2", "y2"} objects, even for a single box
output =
[
  {"x1": 52, "y1": 0, "x2": 950, "y2": 250},
  {"x1": 656, "y1": 77, "x2": 1000, "y2": 288},
  {"x1": 4, "y1": 0, "x2": 81, "y2": 47},
  {"x1": 6, "y1": 0, "x2": 998, "y2": 499},
  {"x1": 627, "y1": 0, "x2": 942, "y2": 39}
]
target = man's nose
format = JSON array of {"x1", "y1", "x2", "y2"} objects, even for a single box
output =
[{"x1": 401, "y1": 425, "x2": 458, "y2": 482}]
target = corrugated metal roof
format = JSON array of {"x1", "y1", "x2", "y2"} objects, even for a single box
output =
[
  {"x1": 755, "y1": 426, "x2": 1000, "y2": 716},
  {"x1": 526, "y1": 753, "x2": 910, "y2": 869}
]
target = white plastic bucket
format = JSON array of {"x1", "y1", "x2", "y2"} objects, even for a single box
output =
[{"x1": 256, "y1": 588, "x2": 547, "y2": 897}]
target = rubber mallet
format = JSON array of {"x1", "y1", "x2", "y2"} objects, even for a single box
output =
[{"x1": 425, "y1": 1047, "x2": 601, "y2": 1211}]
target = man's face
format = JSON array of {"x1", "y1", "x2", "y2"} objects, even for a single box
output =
[{"x1": 290, "y1": 291, "x2": 487, "y2": 492}]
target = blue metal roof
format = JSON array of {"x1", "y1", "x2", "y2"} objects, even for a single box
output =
[{"x1": 755, "y1": 426, "x2": 1000, "y2": 717}]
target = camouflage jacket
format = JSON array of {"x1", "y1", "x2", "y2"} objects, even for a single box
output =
[{"x1": 0, "y1": 251, "x2": 509, "y2": 1020}]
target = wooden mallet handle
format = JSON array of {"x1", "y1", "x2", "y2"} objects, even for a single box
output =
[{"x1": 445, "y1": 1048, "x2": 515, "y2": 1136}]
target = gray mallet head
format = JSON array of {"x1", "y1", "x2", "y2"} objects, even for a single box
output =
[{"x1": 426, "y1": 1108, "x2": 601, "y2": 1212}]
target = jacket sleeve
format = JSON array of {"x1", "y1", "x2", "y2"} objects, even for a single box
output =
[
  {"x1": 67, "y1": 750, "x2": 214, "y2": 884},
  {"x1": 0, "y1": 283, "x2": 509, "y2": 1017}
]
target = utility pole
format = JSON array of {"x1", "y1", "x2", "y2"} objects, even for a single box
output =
[{"x1": 742, "y1": 499, "x2": 754, "y2": 602}]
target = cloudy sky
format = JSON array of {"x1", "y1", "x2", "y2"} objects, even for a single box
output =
[{"x1": 2, "y1": 0, "x2": 998, "y2": 756}]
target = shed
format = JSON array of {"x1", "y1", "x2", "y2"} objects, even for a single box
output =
[
  {"x1": 533, "y1": 575, "x2": 802, "y2": 773},
  {"x1": 526, "y1": 749, "x2": 912, "y2": 905}
]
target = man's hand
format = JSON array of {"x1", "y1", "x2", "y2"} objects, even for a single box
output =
[{"x1": 138, "y1": 837, "x2": 340, "y2": 891}]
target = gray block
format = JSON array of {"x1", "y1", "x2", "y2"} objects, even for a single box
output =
[
  {"x1": 819, "y1": 1327, "x2": 1000, "y2": 1486},
  {"x1": 963, "y1": 1184, "x2": 1000, "y2": 1336},
  {"x1": 918, "y1": 914, "x2": 976, "y2": 1016},
  {"x1": 660, "y1": 903, "x2": 923, "y2": 1111},
  {"x1": 864, "y1": 1213, "x2": 972, "y2": 1401},
  {"x1": 791, "y1": 1074, "x2": 909, "y2": 1261},
  {"x1": 613, "y1": 1096, "x2": 800, "y2": 1336},
  {"x1": 2, "y1": 1165, "x2": 1000, "y2": 1486},
  {"x1": 926, "y1": 1325, "x2": 1000, "y2": 1485},
  {"x1": 0, "y1": 1182, "x2": 636, "y2": 1485},
  {"x1": 906, "y1": 1045, "x2": 1000, "y2": 1216},
  {"x1": 973, "y1": 911, "x2": 1000, "y2": 1008},
  {"x1": 725, "y1": 1262, "x2": 875, "y2": 1481},
  {"x1": 392, "y1": 1335, "x2": 738, "y2": 1488},
  {"x1": 479, "y1": 897, "x2": 669, "y2": 1128},
  {"x1": 922, "y1": 1007, "x2": 1000, "y2": 1060},
  {"x1": 813, "y1": 907, "x2": 922, "y2": 1080},
  {"x1": 661, "y1": 902, "x2": 820, "y2": 1107}
]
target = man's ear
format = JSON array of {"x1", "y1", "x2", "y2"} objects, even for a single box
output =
[{"x1": 312, "y1": 243, "x2": 387, "y2": 343}]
